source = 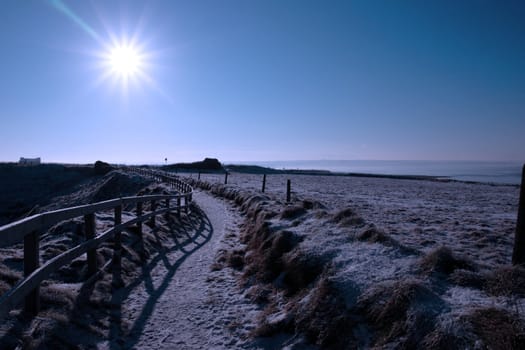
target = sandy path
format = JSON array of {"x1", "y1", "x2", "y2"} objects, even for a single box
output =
[{"x1": 118, "y1": 190, "x2": 257, "y2": 350}]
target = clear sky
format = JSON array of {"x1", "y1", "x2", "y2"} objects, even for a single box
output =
[{"x1": 1, "y1": 0, "x2": 524, "y2": 164}]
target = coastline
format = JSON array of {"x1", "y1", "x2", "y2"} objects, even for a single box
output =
[{"x1": 224, "y1": 164, "x2": 519, "y2": 187}]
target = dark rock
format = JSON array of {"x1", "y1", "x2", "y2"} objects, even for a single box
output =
[
  {"x1": 94, "y1": 160, "x2": 112, "y2": 175},
  {"x1": 164, "y1": 158, "x2": 224, "y2": 172}
]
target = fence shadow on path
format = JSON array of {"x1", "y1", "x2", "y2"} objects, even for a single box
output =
[
  {"x1": 111, "y1": 203, "x2": 214, "y2": 349},
  {"x1": 0, "y1": 202, "x2": 214, "y2": 348}
]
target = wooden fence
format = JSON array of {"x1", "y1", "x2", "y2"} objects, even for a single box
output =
[{"x1": 0, "y1": 168, "x2": 192, "y2": 318}]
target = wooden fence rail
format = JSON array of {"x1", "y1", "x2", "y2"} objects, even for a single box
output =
[{"x1": 0, "y1": 168, "x2": 193, "y2": 318}]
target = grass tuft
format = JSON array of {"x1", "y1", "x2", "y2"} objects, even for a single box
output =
[
  {"x1": 358, "y1": 278, "x2": 445, "y2": 347},
  {"x1": 463, "y1": 307, "x2": 525, "y2": 349},
  {"x1": 280, "y1": 206, "x2": 307, "y2": 220},
  {"x1": 419, "y1": 246, "x2": 475, "y2": 277}
]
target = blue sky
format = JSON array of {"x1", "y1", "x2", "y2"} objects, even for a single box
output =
[{"x1": 1, "y1": 0, "x2": 524, "y2": 164}]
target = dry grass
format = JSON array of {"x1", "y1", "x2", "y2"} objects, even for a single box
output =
[
  {"x1": 252, "y1": 303, "x2": 295, "y2": 338},
  {"x1": 301, "y1": 199, "x2": 326, "y2": 210},
  {"x1": 253, "y1": 274, "x2": 357, "y2": 349},
  {"x1": 357, "y1": 278, "x2": 445, "y2": 347},
  {"x1": 281, "y1": 250, "x2": 329, "y2": 296},
  {"x1": 421, "y1": 329, "x2": 469, "y2": 350},
  {"x1": 280, "y1": 205, "x2": 307, "y2": 220},
  {"x1": 333, "y1": 207, "x2": 366, "y2": 227},
  {"x1": 243, "y1": 228, "x2": 303, "y2": 284},
  {"x1": 211, "y1": 248, "x2": 245, "y2": 271},
  {"x1": 0, "y1": 263, "x2": 22, "y2": 284},
  {"x1": 450, "y1": 265, "x2": 525, "y2": 298},
  {"x1": 357, "y1": 226, "x2": 392, "y2": 244},
  {"x1": 356, "y1": 226, "x2": 419, "y2": 256},
  {"x1": 38, "y1": 283, "x2": 77, "y2": 315},
  {"x1": 0, "y1": 263, "x2": 22, "y2": 295},
  {"x1": 227, "y1": 249, "x2": 245, "y2": 270},
  {"x1": 293, "y1": 275, "x2": 357, "y2": 349},
  {"x1": 211, "y1": 249, "x2": 228, "y2": 271},
  {"x1": 245, "y1": 284, "x2": 274, "y2": 304},
  {"x1": 449, "y1": 269, "x2": 485, "y2": 289},
  {"x1": 419, "y1": 246, "x2": 476, "y2": 277},
  {"x1": 463, "y1": 307, "x2": 525, "y2": 349},
  {"x1": 484, "y1": 265, "x2": 525, "y2": 297}
]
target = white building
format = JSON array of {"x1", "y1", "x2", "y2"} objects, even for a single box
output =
[{"x1": 19, "y1": 157, "x2": 41, "y2": 165}]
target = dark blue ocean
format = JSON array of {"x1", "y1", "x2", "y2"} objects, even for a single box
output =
[{"x1": 232, "y1": 160, "x2": 523, "y2": 185}]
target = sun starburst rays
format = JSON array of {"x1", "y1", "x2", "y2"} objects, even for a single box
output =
[{"x1": 97, "y1": 37, "x2": 150, "y2": 93}]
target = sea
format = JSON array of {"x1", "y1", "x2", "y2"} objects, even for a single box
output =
[{"x1": 230, "y1": 160, "x2": 523, "y2": 185}]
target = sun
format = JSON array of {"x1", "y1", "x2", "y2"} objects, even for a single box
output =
[
  {"x1": 96, "y1": 36, "x2": 169, "y2": 100},
  {"x1": 109, "y1": 45, "x2": 142, "y2": 76},
  {"x1": 107, "y1": 43, "x2": 142, "y2": 77}
]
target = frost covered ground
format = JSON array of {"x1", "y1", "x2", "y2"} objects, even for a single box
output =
[
  {"x1": 122, "y1": 190, "x2": 260, "y2": 350},
  {"x1": 186, "y1": 172, "x2": 523, "y2": 348},
  {"x1": 195, "y1": 172, "x2": 518, "y2": 267},
  {"x1": 1, "y1": 166, "x2": 523, "y2": 349}
]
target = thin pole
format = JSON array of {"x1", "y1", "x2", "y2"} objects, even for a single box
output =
[
  {"x1": 286, "y1": 179, "x2": 291, "y2": 202},
  {"x1": 262, "y1": 174, "x2": 266, "y2": 193}
]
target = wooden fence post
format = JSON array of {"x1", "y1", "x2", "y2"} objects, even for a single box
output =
[
  {"x1": 512, "y1": 164, "x2": 525, "y2": 265},
  {"x1": 177, "y1": 197, "x2": 181, "y2": 218},
  {"x1": 84, "y1": 213, "x2": 97, "y2": 276},
  {"x1": 114, "y1": 204, "x2": 122, "y2": 268},
  {"x1": 286, "y1": 179, "x2": 291, "y2": 202},
  {"x1": 262, "y1": 174, "x2": 266, "y2": 193},
  {"x1": 24, "y1": 231, "x2": 40, "y2": 315},
  {"x1": 224, "y1": 172, "x2": 228, "y2": 184},
  {"x1": 136, "y1": 202, "x2": 143, "y2": 239},
  {"x1": 165, "y1": 198, "x2": 170, "y2": 219},
  {"x1": 198, "y1": 172, "x2": 201, "y2": 180},
  {"x1": 149, "y1": 200, "x2": 156, "y2": 227}
]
